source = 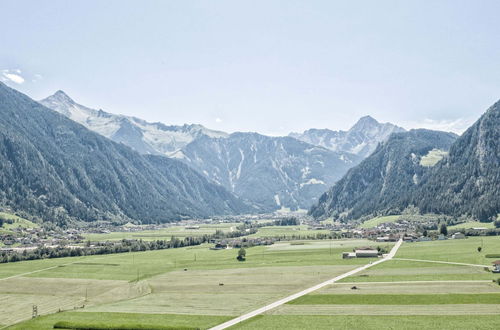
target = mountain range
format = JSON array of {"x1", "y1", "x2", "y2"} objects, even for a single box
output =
[
  {"x1": 40, "y1": 90, "x2": 228, "y2": 156},
  {"x1": 0, "y1": 82, "x2": 252, "y2": 225},
  {"x1": 311, "y1": 100, "x2": 500, "y2": 222},
  {"x1": 40, "y1": 91, "x2": 405, "y2": 210},
  {"x1": 290, "y1": 116, "x2": 405, "y2": 158}
]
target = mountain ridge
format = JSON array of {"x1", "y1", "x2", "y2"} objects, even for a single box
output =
[
  {"x1": 290, "y1": 116, "x2": 406, "y2": 157},
  {"x1": 0, "y1": 82, "x2": 253, "y2": 225}
]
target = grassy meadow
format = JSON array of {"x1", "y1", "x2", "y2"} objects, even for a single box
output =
[
  {"x1": 259, "y1": 235, "x2": 500, "y2": 329},
  {"x1": 358, "y1": 215, "x2": 400, "y2": 229},
  {"x1": 84, "y1": 223, "x2": 239, "y2": 242},
  {"x1": 1, "y1": 239, "x2": 383, "y2": 329},
  {"x1": 3, "y1": 230, "x2": 500, "y2": 330}
]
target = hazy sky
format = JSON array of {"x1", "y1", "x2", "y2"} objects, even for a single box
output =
[{"x1": 1, "y1": 0, "x2": 499, "y2": 135}]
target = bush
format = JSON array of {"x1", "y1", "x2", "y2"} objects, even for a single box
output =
[{"x1": 237, "y1": 247, "x2": 246, "y2": 261}]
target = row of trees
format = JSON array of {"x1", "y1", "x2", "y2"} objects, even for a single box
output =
[{"x1": 0, "y1": 224, "x2": 257, "y2": 264}]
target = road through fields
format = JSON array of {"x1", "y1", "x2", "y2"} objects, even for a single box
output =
[{"x1": 209, "y1": 239, "x2": 403, "y2": 330}]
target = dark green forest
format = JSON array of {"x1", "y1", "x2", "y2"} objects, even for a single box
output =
[
  {"x1": 311, "y1": 101, "x2": 500, "y2": 222},
  {"x1": 0, "y1": 82, "x2": 253, "y2": 225}
]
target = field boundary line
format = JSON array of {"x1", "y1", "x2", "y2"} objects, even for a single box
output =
[
  {"x1": 392, "y1": 258, "x2": 489, "y2": 268},
  {"x1": 208, "y1": 239, "x2": 403, "y2": 330},
  {"x1": 339, "y1": 280, "x2": 493, "y2": 284},
  {"x1": 0, "y1": 255, "x2": 112, "y2": 281}
]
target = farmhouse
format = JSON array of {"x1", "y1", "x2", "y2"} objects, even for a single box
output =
[
  {"x1": 492, "y1": 260, "x2": 500, "y2": 273},
  {"x1": 452, "y1": 232, "x2": 466, "y2": 239},
  {"x1": 354, "y1": 247, "x2": 379, "y2": 257}
]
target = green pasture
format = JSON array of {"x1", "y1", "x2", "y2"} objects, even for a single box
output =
[
  {"x1": 395, "y1": 236, "x2": 500, "y2": 265},
  {"x1": 1, "y1": 239, "x2": 379, "y2": 328},
  {"x1": 248, "y1": 225, "x2": 330, "y2": 238},
  {"x1": 232, "y1": 315, "x2": 500, "y2": 329},
  {"x1": 289, "y1": 293, "x2": 500, "y2": 305},
  {"x1": 6, "y1": 312, "x2": 230, "y2": 330},
  {"x1": 420, "y1": 148, "x2": 448, "y2": 167},
  {"x1": 359, "y1": 215, "x2": 400, "y2": 229},
  {"x1": 449, "y1": 221, "x2": 496, "y2": 230},
  {"x1": 84, "y1": 223, "x2": 239, "y2": 241}
]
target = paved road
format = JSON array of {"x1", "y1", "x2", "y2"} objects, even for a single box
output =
[
  {"x1": 392, "y1": 257, "x2": 489, "y2": 268},
  {"x1": 208, "y1": 239, "x2": 403, "y2": 330}
]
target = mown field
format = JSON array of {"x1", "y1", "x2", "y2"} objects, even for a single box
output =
[
  {"x1": 358, "y1": 215, "x2": 400, "y2": 229},
  {"x1": 247, "y1": 225, "x2": 331, "y2": 238},
  {"x1": 84, "y1": 223, "x2": 239, "y2": 241},
  {"x1": 247, "y1": 236, "x2": 500, "y2": 329},
  {"x1": 1, "y1": 239, "x2": 385, "y2": 329},
  {"x1": 4, "y1": 234, "x2": 500, "y2": 329}
]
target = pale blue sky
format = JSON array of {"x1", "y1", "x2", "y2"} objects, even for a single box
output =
[{"x1": 1, "y1": 0, "x2": 499, "y2": 135}]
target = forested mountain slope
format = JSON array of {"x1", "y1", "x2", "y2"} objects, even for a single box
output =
[
  {"x1": 310, "y1": 129, "x2": 458, "y2": 220},
  {"x1": 0, "y1": 83, "x2": 252, "y2": 225},
  {"x1": 175, "y1": 132, "x2": 361, "y2": 211},
  {"x1": 411, "y1": 101, "x2": 500, "y2": 220}
]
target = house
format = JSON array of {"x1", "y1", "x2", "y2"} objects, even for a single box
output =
[
  {"x1": 354, "y1": 247, "x2": 379, "y2": 258},
  {"x1": 417, "y1": 236, "x2": 432, "y2": 242},
  {"x1": 342, "y1": 252, "x2": 356, "y2": 259},
  {"x1": 492, "y1": 260, "x2": 500, "y2": 273},
  {"x1": 452, "y1": 232, "x2": 466, "y2": 239}
]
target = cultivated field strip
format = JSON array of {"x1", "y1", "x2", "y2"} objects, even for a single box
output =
[{"x1": 267, "y1": 304, "x2": 500, "y2": 315}]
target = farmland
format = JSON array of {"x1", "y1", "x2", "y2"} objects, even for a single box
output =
[
  {"x1": 84, "y1": 222, "x2": 240, "y2": 242},
  {"x1": 1, "y1": 239, "x2": 385, "y2": 329},
  {"x1": 241, "y1": 236, "x2": 500, "y2": 329},
  {"x1": 3, "y1": 234, "x2": 500, "y2": 330}
]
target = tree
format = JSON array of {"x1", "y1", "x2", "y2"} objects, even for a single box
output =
[
  {"x1": 439, "y1": 223, "x2": 448, "y2": 236},
  {"x1": 477, "y1": 247, "x2": 482, "y2": 252},
  {"x1": 494, "y1": 220, "x2": 500, "y2": 229},
  {"x1": 237, "y1": 248, "x2": 246, "y2": 261},
  {"x1": 422, "y1": 229, "x2": 428, "y2": 237}
]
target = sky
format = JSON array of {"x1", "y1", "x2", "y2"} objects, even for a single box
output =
[{"x1": 1, "y1": 0, "x2": 499, "y2": 135}]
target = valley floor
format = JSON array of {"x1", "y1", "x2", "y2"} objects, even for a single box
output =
[{"x1": 1, "y1": 237, "x2": 500, "y2": 329}]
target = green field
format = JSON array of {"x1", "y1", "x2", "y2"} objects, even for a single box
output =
[
  {"x1": 1, "y1": 239, "x2": 382, "y2": 329},
  {"x1": 419, "y1": 148, "x2": 448, "y2": 167},
  {"x1": 0, "y1": 212, "x2": 38, "y2": 236},
  {"x1": 449, "y1": 221, "x2": 496, "y2": 230},
  {"x1": 232, "y1": 315, "x2": 500, "y2": 329},
  {"x1": 84, "y1": 223, "x2": 239, "y2": 241},
  {"x1": 7, "y1": 312, "x2": 230, "y2": 330},
  {"x1": 395, "y1": 236, "x2": 500, "y2": 265},
  {"x1": 248, "y1": 225, "x2": 330, "y2": 238},
  {"x1": 5, "y1": 234, "x2": 500, "y2": 329},
  {"x1": 289, "y1": 293, "x2": 500, "y2": 305},
  {"x1": 271, "y1": 236, "x2": 500, "y2": 329},
  {"x1": 359, "y1": 215, "x2": 400, "y2": 229}
]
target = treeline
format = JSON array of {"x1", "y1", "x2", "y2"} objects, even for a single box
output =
[
  {"x1": 0, "y1": 226, "x2": 257, "y2": 264},
  {"x1": 273, "y1": 217, "x2": 299, "y2": 226}
]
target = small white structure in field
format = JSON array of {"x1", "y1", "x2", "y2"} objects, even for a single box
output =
[
  {"x1": 492, "y1": 260, "x2": 500, "y2": 273},
  {"x1": 452, "y1": 232, "x2": 466, "y2": 239}
]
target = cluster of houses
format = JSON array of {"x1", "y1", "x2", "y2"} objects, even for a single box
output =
[
  {"x1": 0, "y1": 226, "x2": 84, "y2": 253},
  {"x1": 210, "y1": 237, "x2": 276, "y2": 250}
]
